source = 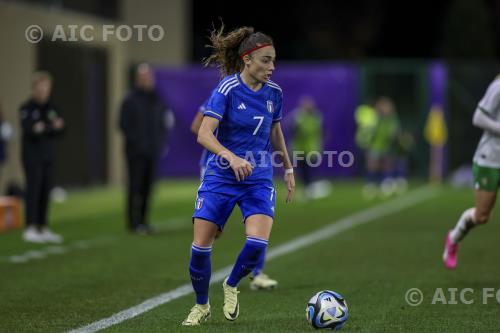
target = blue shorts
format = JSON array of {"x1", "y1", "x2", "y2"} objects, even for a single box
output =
[{"x1": 192, "y1": 180, "x2": 276, "y2": 230}]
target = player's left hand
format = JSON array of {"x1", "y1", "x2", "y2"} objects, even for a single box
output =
[{"x1": 284, "y1": 172, "x2": 295, "y2": 203}]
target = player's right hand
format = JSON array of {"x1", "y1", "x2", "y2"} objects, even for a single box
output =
[{"x1": 230, "y1": 156, "x2": 253, "y2": 182}]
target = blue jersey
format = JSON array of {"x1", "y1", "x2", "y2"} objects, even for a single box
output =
[{"x1": 203, "y1": 73, "x2": 283, "y2": 184}]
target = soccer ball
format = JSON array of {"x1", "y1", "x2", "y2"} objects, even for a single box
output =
[{"x1": 306, "y1": 290, "x2": 348, "y2": 330}]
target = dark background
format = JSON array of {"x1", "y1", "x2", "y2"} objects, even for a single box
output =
[
  {"x1": 192, "y1": 0, "x2": 500, "y2": 61},
  {"x1": 14, "y1": 0, "x2": 500, "y2": 60}
]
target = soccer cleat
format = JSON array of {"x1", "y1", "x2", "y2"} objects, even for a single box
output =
[
  {"x1": 250, "y1": 273, "x2": 278, "y2": 290},
  {"x1": 443, "y1": 230, "x2": 459, "y2": 269},
  {"x1": 181, "y1": 303, "x2": 211, "y2": 326},
  {"x1": 222, "y1": 278, "x2": 240, "y2": 321},
  {"x1": 39, "y1": 228, "x2": 63, "y2": 244},
  {"x1": 22, "y1": 227, "x2": 45, "y2": 244}
]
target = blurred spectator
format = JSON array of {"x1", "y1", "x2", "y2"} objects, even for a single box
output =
[
  {"x1": 291, "y1": 96, "x2": 323, "y2": 199},
  {"x1": 393, "y1": 130, "x2": 415, "y2": 193},
  {"x1": 354, "y1": 100, "x2": 377, "y2": 183},
  {"x1": 0, "y1": 100, "x2": 14, "y2": 184},
  {"x1": 354, "y1": 100, "x2": 377, "y2": 157},
  {"x1": 363, "y1": 96, "x2": 400, "y2": 198},
  {"x1": 20, "y1": 71, "x2": 65, "y2": 243},
  {"x1": 119, "y1": 63, "x2": 174, "y2": 234}
]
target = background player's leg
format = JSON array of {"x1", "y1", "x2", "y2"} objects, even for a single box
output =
[
  {"x1": 23, "y1": 160, "x2": 41, "y2": 229},
  {"x1": 38, "y1": 161, "x2": 52, "y2": 229},
  {"x1": 450, "y1": 190, "x2": 496, "y2": 244},
  {"x1": 126, "y1": 156, "x2": 142, "y2": 231},
  {"x1": 473, "y1": 189, "x2": 497, "y2": 224},
  {"x1": 364, "y1": 152, "x2": 381, "y2": 199},
  {"x1": 22, "y1": 159, "x2": 43, "y2": 242},
  {"x1": 140, "y1": 157, "x2": 154, "y2": 228},
  {"x1": 38, "y1": 162, "x2": 62, "y2": 243},
  {"x1": 445, "y1": 189, "x2": 496, "y2": 269},
  {"x1": 190, "y1": 218, "x2": 218, "y2": 304}
]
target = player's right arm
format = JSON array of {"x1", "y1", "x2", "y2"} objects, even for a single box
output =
[
  {"x1": 472, "y1": 80, "x2": 500, "y2": 135},
  {"x1": 472, "y1": 109, "x2": 500, "y2": 135},
  {"x1": 197, "y1": 116, "x2": 253, "y2": 181}
]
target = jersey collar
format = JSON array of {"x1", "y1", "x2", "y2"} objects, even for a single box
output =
[{"x1": 237, "y1": 72, "x2": 268, "y2": 95}]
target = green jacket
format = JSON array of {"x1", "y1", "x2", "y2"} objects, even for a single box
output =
[
  {"x1": 369, "y1": 113, "x2": 400, "y2": 154},
  {"x1": 292, "y1": 109, "x2": 323, "y2": 153}
]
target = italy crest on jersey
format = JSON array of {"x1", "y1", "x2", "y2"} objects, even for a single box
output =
[
  {"x1": 267, "y1": 100, "x2": 274, "y2": 113},
  {"x1": 195, "y1": 196, "x2": 204, "y2": 210}
]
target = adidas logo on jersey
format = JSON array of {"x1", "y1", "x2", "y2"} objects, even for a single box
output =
[{"x1": 237, "y1": 103, "x2": 246, "y2": 110}]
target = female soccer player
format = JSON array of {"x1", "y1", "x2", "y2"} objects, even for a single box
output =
[
  {"x1": 443, "y1": 75, "x2": 500, "y2": 269},
  {"x1": 182, "y1": 25, "x2": 295, "y2": 326},
  {"x1": 191, "y1": 102, "x2": 279, "y2": 290}
]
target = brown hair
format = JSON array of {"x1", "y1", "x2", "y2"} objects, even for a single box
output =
[{"x1": 203, "y1": 24, "x2": 273, "y2": 77}]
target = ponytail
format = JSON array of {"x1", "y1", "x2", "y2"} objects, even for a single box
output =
[{"x1": 203, "y1": 24, "x2": 273, "y2": 77}]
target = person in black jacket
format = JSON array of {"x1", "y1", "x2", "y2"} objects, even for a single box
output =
[
  {"x1": 20, "y1": 71, "x2": 65, "y2": 243},
  {"x1": 119, "y1": 63, "x2": 173, "y2": 234}
]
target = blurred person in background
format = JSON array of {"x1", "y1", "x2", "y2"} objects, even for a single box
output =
[
  {"x1": 0, "y1": 100, "x2": 14, "y2": 184},
  {"x1": 119, "y1": 63, "x2": 174, "y2": 235},
  {"x1": 392, "y1": 130, "x2": 415, "y2": 194},
  {"x1": 363, "y1": 96, "x2": 400, "y2": 199},
  {"x1": 20, "y1": 71, "x2": 65, "y2": 243},
  {"x1": 291, "y1": 96, "x2": 323, "y2": 199},
  {"x1": 354, "y1": 100, "x2": 377, "y2": 175},
  {"x1": 354, "y1": 101, "x2": 377, "y2": 151}
]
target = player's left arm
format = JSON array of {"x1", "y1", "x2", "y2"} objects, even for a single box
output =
[{"x1": 271, "y1": 122, "x2": 295, "y2": 203}]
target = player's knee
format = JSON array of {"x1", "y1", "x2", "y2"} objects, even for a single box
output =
[
  {"x1": 214, "y1": 230, "x2": 223, "y2": 239},
  {"x1": 192, "y1": 239, "x2": 214, "y2": 248},
  {"x1": 475, "y1": 211, "x2": 491, "y2": 225}
]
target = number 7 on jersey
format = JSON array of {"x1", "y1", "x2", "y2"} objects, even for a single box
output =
[{"x1": 253, "y1": 116, "x2": 264, "y2": 135}]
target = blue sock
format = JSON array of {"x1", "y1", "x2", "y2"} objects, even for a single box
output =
[
  {"x1": 189, "y1": 243, "x2": 212, "y2": 305},
  {"x1": 366, "y1": 169, "x2": 378, "y2": 185},
  {"x1": 382, "y1": 170, "x2": 392, "y2": 181},
  {"x1": 252, "y1": 247, "x2": 266, "y2": 277},
  {"x1": 227, "y1": 236, "x2": 268, "y2": 287}
]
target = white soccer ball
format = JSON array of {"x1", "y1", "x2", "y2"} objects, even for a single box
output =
[{"x1": 306, "y1": 290, "x2": 348, "y2": 330}]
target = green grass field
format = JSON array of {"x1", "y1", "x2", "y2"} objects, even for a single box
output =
[{"x1": 1, "y1": 180, "x2": 499, "y2": 332}]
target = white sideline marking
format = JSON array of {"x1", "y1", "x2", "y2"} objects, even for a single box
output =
[
  {"x1": 4, "y1": 238, "x2": 113, "y2": 264},
  {"x1": 2, "y1": 218, "x2": 185, "y2": 265},
  {"x1": 68, "y1": 186, "x2": 437, "y2": 333}
]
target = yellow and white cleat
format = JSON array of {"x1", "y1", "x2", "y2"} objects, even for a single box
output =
[
  {"x1": 222, "y1": 278, "x2": 240, "y2": 321},
  {"x1": 250, "y1": 273, "x2": 278, "y2": 291},
  {"x1": 181, "y1": 303, "x2": 211, "y2": 326}
]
